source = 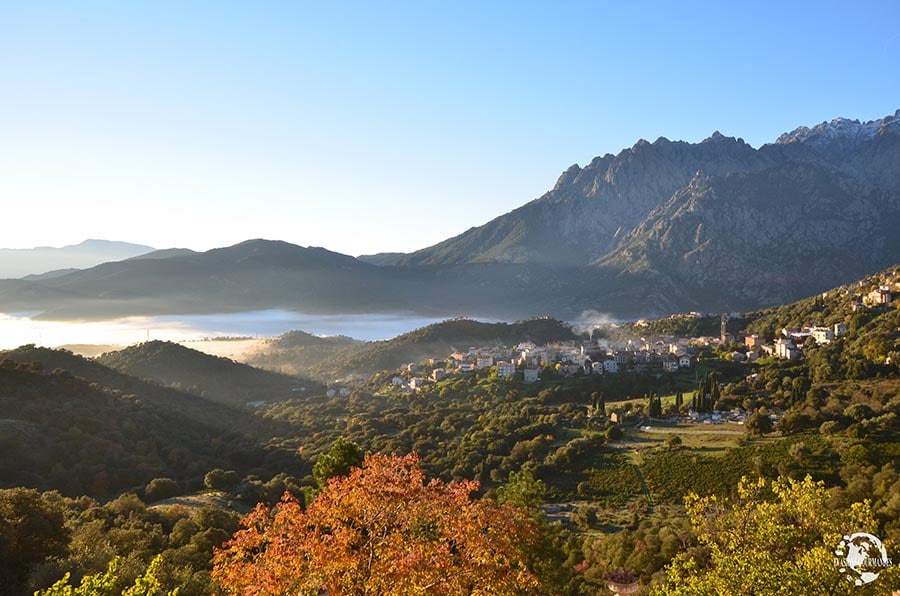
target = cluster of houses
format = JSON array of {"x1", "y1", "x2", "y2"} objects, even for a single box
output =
[
  {"x1": 739, "y1": 322, "x2": 850, "y2": 362},
  {"x1": 386, "y1": 276, "x2": 899, "y2": 392},
  {"x1": 389, "y1": 337, "x2": 699, "y2": 392}
]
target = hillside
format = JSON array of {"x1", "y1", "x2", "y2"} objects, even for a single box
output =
[
  {"x1": 96, "y1": 340, "x2": 323, "y2": 407},
  {"x1": 0, "y1": 359, "x2": 258, "y2": 497},
  {"x1": 2, "y1": 267, "x2": 899, "y2": 595},
  {"x1": 0, "y1": 345, "x2": 275, "y2": 435}
]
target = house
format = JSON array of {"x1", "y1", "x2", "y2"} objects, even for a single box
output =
[
  {"x1": 408, "y1": 378, "x2": 425, "y2": 390},
  {"x1": 603, "y1": 360, "x2": 619, "y2": 374},
  {"x1": 745, "y1": 334, "x2": 764, "y2": 348},
  {"x1": 592, "y1": 361, "x2": 605, "y2": 374},
  {"x1": 810, "y1": 326, "x2": 834, "y2": 344},
  {"x1": 865, "y1": 285, "x2": 892, "y2": 306},
  {"x1": 403, "y1": 362, "x2": 417, "y2": 373},
  {"x1": 459, "y1": 362, "x2": 474, "y2": 372},
  {"x1": 679, "y1": 355, "x2": 691, "y2": 368},
  {"x1": 523, "y1": 367, "x2": 540, "y2": 383},
  {"x1": 391, "y1": 376, "x2": 406, "y2": 387},
  {"x1": 775, "y1": 339, "x2": 802, "y2": 360},
  {"x1": 496, "y1": 361, "x2": 515, "y2": 378},
  {"x1": 432, "y1": 368, "x2": 446, "y2": 382},
  {"x1": 476, "y1": 354, "x2": 494, "y2": 369},
  {"x1": 662, "y1": 357, "x2": 679, "y2": 372},
  {"x1": 609, "y1": 411, "x2": 623, "y2": 424},
  {"x1": 834, "y1": 323, "x2": 848, "y2": 337}
]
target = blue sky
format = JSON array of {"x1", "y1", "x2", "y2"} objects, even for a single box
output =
[{"x1": 1, "y1": 1, "x2": 898, "y2": 256}]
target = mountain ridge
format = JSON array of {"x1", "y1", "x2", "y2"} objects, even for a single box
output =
[
  {"x1": 0, "y1": 239, "x2": 156, "y2": 279},
  {"x1": 1, "y1": 111, "x2": 899, "y2": 320}
]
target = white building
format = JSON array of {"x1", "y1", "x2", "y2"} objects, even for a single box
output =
[
  {"x1": 810, "y1": 326, "x2": 834, "y2": 344},
  {"x1": 496, "y1": 361, "x2": 515, "y2": 378},
  {"x1": 775, "y1": 339, "x2": 802, "y2": 360},
  {"x1": 523, "y1": 368, "x2": 540, "y2": 383}
]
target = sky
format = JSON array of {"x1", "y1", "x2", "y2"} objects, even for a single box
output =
[{"x1": 1, "y1": 1, "x2": 898, "y2": 257}]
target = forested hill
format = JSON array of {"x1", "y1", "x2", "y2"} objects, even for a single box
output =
[
  {"x1": 96, "y1": 340, "x2": 322, "y2": 407},
  {"x1": 0, "y1": 345, "x2": 275, "y2": 436},
  {"x1": 0, "y1": 359, "x2": 260, "y2": 498},
  {"x1": 248, "y1": 317, "x2": 579, "y2": 380}
]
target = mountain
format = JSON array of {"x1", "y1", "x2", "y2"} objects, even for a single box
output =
[
  {"x1": 380, "y1": 110, "x2": 900, "y2": 315},
  {"x1": 0, "y1": 239, "x2": 417, "y2": 319},
  {"x1": 597, "y1": 162, "x2": 900, "y2": 310},
  {"x1": 392, "y1": 133, "x2": 773, "y2": 267},
  {"x1": 1, "y1": 112, "x2": 899, "y2": 320},
  {"x1": 0, "y1": 239, "x2": 155, "y2": 279}
]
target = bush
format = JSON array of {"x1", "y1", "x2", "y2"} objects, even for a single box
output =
[
  {"x1": 144, "y1": 477, "x2": 180, "y2": 502},
  {"x1": 665, "y1": 435, "x2": 682, "y2": 449},
  {"x1": 606, "y1": 426, "x2": 624, "y2": 442}
]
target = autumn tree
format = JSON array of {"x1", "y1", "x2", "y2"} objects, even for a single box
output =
[{"x1": 213, "y1": 453, "x2": 542, "y2": 595}]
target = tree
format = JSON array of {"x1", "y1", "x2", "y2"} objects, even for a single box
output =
[
  {"x1": 213, "y1": 454, "x2": 542, "y2": 595},
  {"x1": 745, "y1": 409, "x2": 773, "y2": 436},
  {"x1": 203, "y1": 468, "x2": 241, "y2": 493},
  {"x1": 495, "y1": 467, "x2": 547, "y2": 514},
  {"x1": 36, "y1": 555, "x2": 178, "y2": 596},
  {"x1": 312, "y1": 437, "x2": 364, "y2": 489},
  {"x1": 0, "y1": 488, "x2": 69, "y2": 594},
  {"x1": 653, "y1": 476, "x2": 896, "y2": 595}
]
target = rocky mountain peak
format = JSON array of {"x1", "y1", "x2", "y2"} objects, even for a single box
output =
[{"x1": 775, "y1": 110, "x2": 900, "y2": 147}]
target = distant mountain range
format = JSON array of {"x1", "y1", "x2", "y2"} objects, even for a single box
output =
[
  {"x1": 0, "y1": 239, "x2": 157, "y2": 279},
  {"x1": 2, "y1": 110, "x2": 899, "y2": 320}
]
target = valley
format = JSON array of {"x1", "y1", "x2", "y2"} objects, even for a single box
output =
[{"x1": 1, "y1": 264, "x2": 898, "y2": 594}]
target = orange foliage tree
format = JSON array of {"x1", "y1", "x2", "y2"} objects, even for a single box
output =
[{"x1": 212, "y1": 453, "x2": 542, "y2": 595}]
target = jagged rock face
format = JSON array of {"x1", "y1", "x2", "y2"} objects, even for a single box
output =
[
  {"x1": 398, "y1": 135, "x2": 771, "y2": 266},
  {"x1": 598, "y1": 162, "x2": 900, "y2": 310},
  {"x1": 399, "y1": 110, "x2": 900, "y2": 274}
]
